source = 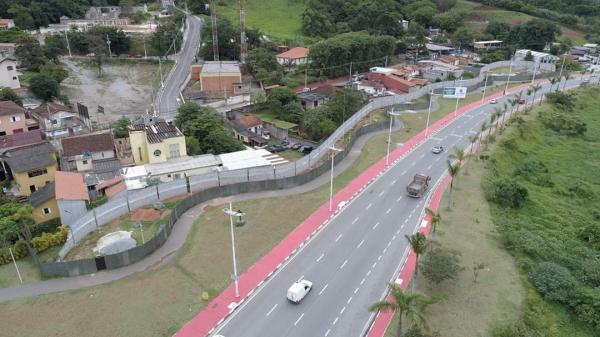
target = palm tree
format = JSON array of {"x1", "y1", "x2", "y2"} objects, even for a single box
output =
[
  {"x1": 493, "y1": 107, "x2": 503, "y2": 132},
  {"x1": 468, "y1": 134, "x2": 479, "y2": 163},
  {"x1": 531, "y1": 84, "x2": 542, "y2": 108},
  {"x1": 405, "y1": 232, "x2": 428, "y2": 281},
  {"x1": 478, "y1": 122, "x2": 488, "y2": 152},
  {"x1": 446, "y1": 160, "x2": 460, "y2": 210},
  {"x1": 425, "y1": 207, "x2": 442, "y2": 238},
  {"x1": 449, "y1": 145, "x2": 466, "y2": 164},
  {"x1": 488, "y1": 112, "x2": 497, "y2": 136},
  {"x1": 549, "y1": 77, "x2": 558, "y2": 92},
  {"x1": 509, "y1": 97, "x2": 519, "y2": 118},
  {"x1": 369, "y1": 284, "x2": 436, "y2": 337}
]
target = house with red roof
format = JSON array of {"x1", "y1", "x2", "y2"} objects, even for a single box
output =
[
  {"x1": 55, "y1": 171, "x2": 90, "y2": 228},
  {"x1": 0, "y1": 19, "x2": 15, "y2": 30},
  {"x1": 276, "y1": 47, "x2": 309, "y2": 66},
  {"x1": 232, "y1": 114, "x2": 268, "y2": 147}
]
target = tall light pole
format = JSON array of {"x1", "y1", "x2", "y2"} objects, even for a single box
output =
[
  {"x1": 425, "y1": 90, "x2": 437, "y2": 137},
  {"x1": 64, "y1": 29, "x2": 72, "y2": 57},
  {"x1": 503, "y1": 54, "x2": 514, "y2": 96},
  {"x1": 386, "y1": 108, "x2": 401, "y2": 166},
  {"x1": 557, "y1": 54, "x2": 566, "y2": 91},
  {"x1": 222, "y1": 202, "x2": 242, "y2": 298},
  {"x1": 328, "y1": 146, "x2": 343, "y2": 212},
  {"x1": 531, "y1": 61, "x2": 539, "y2": 84},
  {"x1": 480, "y1": 71, "x2": 490, "y2": 104},
  {"x1": 453, "y1": 76, "x2": 463, "y2": 117}
]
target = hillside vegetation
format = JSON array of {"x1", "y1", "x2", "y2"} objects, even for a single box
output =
[{"x1": 483, "y1": 86, "x2": 600, "y2": 336}]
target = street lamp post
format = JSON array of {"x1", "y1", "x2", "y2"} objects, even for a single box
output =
[
  {"x1": 386, "y1": 108, "x2": 402, "y2": 166},
  {"x1": 425, "y1": 90, "x2": 439, "y2": 137},
  {"x1": 453, "y1": 77, "x2": 463, "y2": 117},
  {"x1": 480, "y1": 71, "x2": 490, "y2": 104},
  {"x1": 504, "y1": 51, "x2": 515, "y2": 95},
  {"x1": 328, "y1": 146, "x2": 343, "y2": 212},
  {"x1": 222, "y1": 202, "x2": 243, "y2": 298}
]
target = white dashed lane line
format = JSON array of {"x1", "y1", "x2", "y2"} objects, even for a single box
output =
[
  {"x1": 340, "y1": 259, "x2": 348, "y2": 269},
  {"x1": 316, "y1": 253, "x2": 324, "y2": 262},
  {"x1": 366, "y1": 203, "x2": 372, "y2": 210},
  {"x1": 352, "y1": 217, "x2": 359, "y2": 224},
  {"x1": 335, "y1": 234, "x2": 342, "y2": 242},
  {"x1": 294, "y1": 313, "x2": 304, "y2": 326},
  {"x1": 372, "y1": 222, "x2": 379, "y2": 229},
  {"x1": 356, "y1": 239, "x2": 365, "y2": 249},
  {"x1": 319, "y1": 284, "x2": 329, "y2": 295},
  {"x1": 266, "y1": 304, "x2": 278, "y2": 317}
]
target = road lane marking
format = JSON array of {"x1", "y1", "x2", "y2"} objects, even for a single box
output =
[
  {"x1": 325, "y1": 329, "x2": 331, "y2": 336},
  {"x1": 354, "y1": 287, "x2": 359, "y2": 294},
  {"x1": 401, "y1": 224, "x2": 405, "y2": 229},
  {"x1": 427, "y1": 164, "x2": 432, "y2": 170},
  {"x1": 319, "y1": 284, "x2": 329, "y2": 295},
  {"x1": 352, "y1": 217, "x2": 359, "y2": 224},
  {"x1": 401, "y1": 170, "x2": 407, "y2": 175},
  {"x1": 266, "y1": 303, "x2": 278, "y2": 316},
  {"x1": 333, "y1": 317, "x2": 339, "y2": 325},
  {"x1": 347, "y1": 297, "x2": 353, "y2": 304},
  {"x1": 372, "y1": 261, "x2": 377, "y2": 268},
  {"x1": 396, "y1": 229, "x2": 401, "y2": 234},
  {"x1": 372, "y1": 222, "x2": 379, "y2": 229},
  {"x1": 387, "y1": 241, "x2": 392, "y2": 247},
  {"x1": 335, "y1": 234, "x2": 342, "y2": 242},
  {"x1": 340, "y1": 259, "x2": 348, "y2": 269},
  {"x1": 392, "y1": 235, "x2": 397, "y2": 240},
  {"x1": 294, "y1": 313, "x2": 304, "y2": 326},
  {"x1": 378, "y1": 255, "x2": 382, "y2": 261},
  {"x1": 340, "y1": 306, "x2": 346, "y2": 314},
  {"x1": 397, "y1": 196, "x2": 403, "y2": 202},
  {"x1": 386, "y1": 208, "x2": 391, "y2": 214},
  {"x1": 383, "y1": 247, "x2": 387, "y2": 254},
  {"x1": 378, "y1": 191, "x2": 385, "y2": 197},
  {"x1": 360, "y1": 278, "x2": 365, "y2": 285},
  {"x1": 435, "y1": 157, "x2": 441, "y2": 161},
  {"x1": 366, "y1": 203, "x2": 372, "y2": 210},
  {"x1": 404, "y1": 218, "x2": 409, "y2": 223},
  {"x1": 357, "y1": 239, "x2": 365, "y2": 248},
  {"x1": 367, "y1": 270, "x2": 372, "y2": 276},
  {"x1": 316, "y1": 253, "x2": 324, "y2": 262},
  {"x1": 392, "y1": 179, "x2": 397, "y2": 185}
]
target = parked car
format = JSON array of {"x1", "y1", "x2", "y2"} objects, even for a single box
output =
[
  {"x1": 287, "y1": 280, "x2": 313, "y2": 303},
  {"x1": 291, "y1": 143, "x2": 302, "y2": 150},
  {"x1": 280, "y1": 139, "x2": 290, "y2": 147},
  {"x1": 431, "y1": 146, "x2": 444, "y2": 154},
  {"x1": 489, "y1": 98, "x2": 498, "y2": 104},
  {"x1": 268, "y1": 145, "x2": 286, "y2": 153},
  {"x1": 300, "y1": 145, "x2": 313, "y2": 154},
  {"x1": 518, "y1": 98, "x2": 526, "y2": 104}
]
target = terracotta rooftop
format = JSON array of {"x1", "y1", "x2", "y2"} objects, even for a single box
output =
[
  {"x1": 0, "y1": 100, "x2": 26, "y2": 117},
  {"x1": 61, "y1": 132, "x2": 114, "y2": 157},
  {"x1": 0, "y1": 130, "x2": 44, "y2": 150},
  {"x1": 277, "y1": 47, "x2": 309, "y2": 60},
  {"x1": 31, "y1": 102, "x2": 74, "y2": 118},
  {"x1": 0, "y1": 19, "x2": 13, "y2": 27},
  {"x1": 236, "y1": 114, "x2": 263, "y2": 129},
  {"x1": 96, "y1": 176, "x2": 123, "y2": 190},
  {"x1": 55, "y1": 171, "x2": 89, "y2": 201}
]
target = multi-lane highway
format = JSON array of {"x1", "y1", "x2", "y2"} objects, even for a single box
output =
[
  {"x1": 155, "y1": 13, "x2": 202, "y2": 121},
  {"x1": 212, "y1": 78, "x2": 584, "y2": 337}
]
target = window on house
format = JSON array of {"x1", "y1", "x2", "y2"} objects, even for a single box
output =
[
  {"x1": 0, "y1": 132, "x2": 5, "y2": 137},
  {"x1": 82, "y1": 160, "x2": 88, "y2": 165},
  {"x1": 51, "y1": 119, "x2": 58, "y2": 125},
  {"x1": 168, "y1": 144, "x2": 180, "y2": 159},
  {"x1": 29, "y1": 185, "x2": 36, "y2": 193},
  {"x1": 10, "y1": 116, "x2": 21, "y2": 122},
  {"x1": 27, "y1": 169, "x2": 48, "y2": 178},
  {"x1": 13, "y1": 128, "x2": 23, "y2": 133},
  {"x1": 7, "y1": 66, "x2": 13, "y2": 70},
  {"x1": 138, "y1": 147, "x2": 143, "y2": 161},
  {"x1": 12, "y1": 76, "x2": 17, "y2": 80},
  {"x1": 43, "y1": 208, "x2": 51, "y2": 215}
]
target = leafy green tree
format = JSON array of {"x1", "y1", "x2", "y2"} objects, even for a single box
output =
[
  {"x1": 281, "y1": 102, "x2": 304, "y2": 123},
  {"x1": 0, "y1": 88, "x2": 23, "y2": 106},
  {"x1": 301, "y1": 6, "x2": 336, "y2": 37},
  {"x1": 199, "y1": 16, "x2": 237, "y2": 60},
  {"x1": 302, "y1": 106, "x2": 335, "y2": 140},
  {"x1": 15, "y1": 35, "x2": 45, "y2": 71},
  {"x1": 29, "y1": 73, "x2": 59, "y2": 101},
  {"x1": 451, "y1": 27, "x2": 474, "y2": 47},
  {"x1": 150, "y1": 13, "x2": 183, "y2": 56},
  {"x1": 369, "y1": 284, "x2": 437, "y2": 337},
  {"x1": 524, "y1": 51, "x2": 534, "y2": 61},
  {"x1": 484, "y1": 177, "x2": 528, "y2": 208},
  {"x1": 508, "y1": 19, "x2": 560, "y2": 51},
  {"x1": 246, "y1": 48, "x2": 280, "y2": 85},
  {"x1": 185, "y1": 136, "x2": 201, "y2": 155},
  {"x1": 87, "y1": 26, "x2": 130, "y2": 56},
  {"x1": 0, "y1": 203, "x2": 38, "y2": 265},
  {"x1": 112, "y1": 116, "x2": 131, "y2": 139},
  {"x1": 87, "y1": 34, "x2": 108, "y2": 76},
  {"x1": 433, "y1": 9, "x2": 466, "y2": 32},
  {"x1": 39, "y1": 63, "x2": 69, "y2": 83},
  {"x1": 7, "y1": 4, "x2": 34, "y2": 29},
  {"x1": 327, "y1": 88, "x2": 366, "y2": 125},
  {"x1": 530, "y1": 262, "x2": 576, "y2": 303},
  {"x1": 485, "y1": 21, "x2": 510, "y2": 40},
  {"x1": 420, "y1": 244, "x2": 462, "y2": 285},
  {"x1": 406, "y1": 232, "x2": 428, "y2": 281},
  {"x1": 43, "y1": 34, "x2": 67, "y2": 62},
  {"x1": 267, "y1": 87, "x2": 298, "y2": 108},
  {"x1": 175, "y1": 102, "x2": 210, "y2": 131},
  {"x1": 545, "y1": 91, "x2": 575, "y2": 111}
]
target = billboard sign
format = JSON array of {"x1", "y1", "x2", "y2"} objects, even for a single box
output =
[{"x1": 442, "y1": 86, "x2": 467, "y2": 99}]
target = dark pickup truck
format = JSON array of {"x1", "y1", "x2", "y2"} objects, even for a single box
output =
[{"x1": 406, "y1": 173, "x2": 431, "y2": 198}]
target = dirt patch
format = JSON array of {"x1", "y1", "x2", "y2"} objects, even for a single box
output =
[
  {"x1": 60, "y1": 59, "x2": 171, "y2": 124},
  {"x1": 131, "y1": 208, "x2": 161, "y2": 221}
]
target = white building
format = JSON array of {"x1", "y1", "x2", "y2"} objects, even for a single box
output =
[
  {"x1": 219, "y1": 149, "x2": 288, "y2": 170},
  {"x1": 0, "y1": 57, "x2": 20, "y2": 89},
  {"x1": 474, "y1": 40, "x2": 504, "y2": 50},
  {"x1": 515, "y1": 49, "x2": 559, "y2": 65},
  {"x1": 30, "y1": 102, "x2": 86, "y2": 139},
  {"x1": 145, "y1": 154, "x2": 222, "y2": 182},
  {"x1": 276, "y1": 47, "x2": 309, "y2": 66}
]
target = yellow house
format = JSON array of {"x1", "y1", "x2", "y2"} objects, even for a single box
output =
[
  {"x1": 29, "y1": 181, "x2": 59, "y2": 223},
  {"x1": 129, "y1": 118, "x2": 187, "y2": 165},
  {"x1": 3, "y1": 142, "x2": 58, "y2": 196}
]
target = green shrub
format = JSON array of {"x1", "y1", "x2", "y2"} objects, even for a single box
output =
[
  {"x1": 485, "y1": 178, "x2": 529, "y2": 208},
  {"x1": 531, "y1": 262, "x2": 577, "y2": 304},
  {"x1": 540, "y1": 112, "x2": 587, "y2": 136},
  {"x1": 573, "y1": 287, "x2": 600, "y2": 329},
  {"x1": 579, "y1": 223, "x2": 600, "y2": 250},
  {"x1": 31, "y1": 218, "x2": 62, "y2": 237}
]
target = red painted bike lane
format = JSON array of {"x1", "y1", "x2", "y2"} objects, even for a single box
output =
[{"x1": 175, "y1": 83, "x2": 533, "y2": 337}]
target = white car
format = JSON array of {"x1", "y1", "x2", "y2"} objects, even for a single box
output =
[
  {"x1": 287, "y1": 280, "x2": 313, "y2": 303},
  {"x1": 489, "y1": 98, "x2": 498, "y2": 104}
]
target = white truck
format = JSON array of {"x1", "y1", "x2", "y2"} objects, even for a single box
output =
[{"x1": 287, "y1": 280, "x2": 313, "y2": 303}]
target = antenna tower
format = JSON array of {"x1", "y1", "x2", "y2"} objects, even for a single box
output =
[
  {"x1": 239, "y1": 0, "x2": 247, "y2": 63},
  {"x1": 210, "y1": 1, "x2": 219, "y2": 61}
]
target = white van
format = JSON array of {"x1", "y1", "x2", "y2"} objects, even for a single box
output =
[{"x1": 287, "y1": 280, "x2": 313, "y2": 303}]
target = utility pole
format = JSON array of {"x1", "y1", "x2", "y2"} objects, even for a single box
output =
[
  {"x1": 239, "y1": 0, "x2": 247, "y2": 64},
  {"x1": 210, "y1": 1, "x2": 219, "y2": 61},
  {"x1": 106, "y1": 34, "x2": 112, "y2": 57},
  {"x1": 349, "y1": 62, "x2": 353, "y2": 82},
  {"x1": 143, "y1": 37, "x2": 147, "y2": 59},
  {"x1": 64, "y1": 29, "x2": 72, "y2": 57}
]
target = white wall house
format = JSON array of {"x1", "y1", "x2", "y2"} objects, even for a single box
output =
[{"x1": 0, "y1": 57, "x2": 20, "y2": 89}]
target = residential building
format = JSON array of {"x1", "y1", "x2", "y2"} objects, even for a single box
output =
[
  {"x1": 425, "y1": 43, "x2": 454, "y2": 57},
  {"x1": 298, "y1": 85, "x2": 336, "y2": 109},
  {"x1": 0, "y1": 19, "x2": 15, "y2": 30},
  {"x1": 418, "y1": 60, "x2": 464, "y2": 81},
  {"x1": 1, "y1": 142, "x2": 57, "y2": 196},
  {"x1": 0, "y1": 57, "x2": 20, "y2": 89},
  {"x1": 0, "y1": 101, "x2": 39, "y2": 136},
  {"x1": 29, "y1": 182, "x2": 59, "y2": 224},
  {"x1": 30, "y1": 102, "x2": 87, "y2": 139},
  {"x1": 129, "y1": 117, "x2": 186, "y2": 165},
  {"x1": 0, "y1": 43, "x2": 15, "y2": 57},
  {"x1": 197, "y1": 61, "x2": 243, "y2": 97},
  {"x1": 515, "y1": 49, "x2": 559, "y2": 66},
  {"x1": 55, "y1": 171, "x2": 89, "y2": 228},
  {"x1": 60, "y1": 132, "x2": 120, "y2": 179},
  {"x1": 114, "y1": 137, "x2": 134, "y2": 166},
  {"x1": 276, "y1": 47, "x2": 309, "y2": 66},
  {"x1": 354, "y1": 80, "x2": 386, "y2": 96},
  {"x1": 232, "y1": 114, "x2": 268, "y2": 147},
  {"x1": 583, "y1": 43, "x2": 598, "y2": 54},
  {"x1": 365, "y1": 69, "x2": 428, "y2": 94},
  {"x1": 0, "y1": 129, "x2": 44, "y2": 151},
  {"x1": 474, "y1": 40, "x2": 504, "y2": 50},
  {"x1": 145, "y1": 154, "x2": 221, "y2": 182}
]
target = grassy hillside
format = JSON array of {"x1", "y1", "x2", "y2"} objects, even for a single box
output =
[
  {"x1": 216, "y1": 0, "x2": 305, "y2": 40},
  {"x1": 457, "y1": 0, "x2": 586, "y2": 44}
]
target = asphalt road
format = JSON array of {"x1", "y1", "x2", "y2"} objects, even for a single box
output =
[
  {"x1": 155, "y1": 14, "x2": 202, "y2": 121},
  {"x1": 212, "y1": 78, "x2": 584, "y2": 337}
]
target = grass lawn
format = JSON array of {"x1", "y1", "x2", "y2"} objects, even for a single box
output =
[
  {"x1": 0, "y1": 92, "x2": 528, "y2": 336},
  {"x1": 278, "y1": 149, "x2": 305, "y2": 161},
  {"x1": 217, "y1": 0, "x2": 305, "y2": 40},
  {"x1": 253, "y1": 109, "x2": 298, "y2": 129},
  {"x1": 458, "y1": 0, "x2": 587, "y2": 44},
  {"x1": 0, "y1": 247, "x2": 60, "y2": 288}
]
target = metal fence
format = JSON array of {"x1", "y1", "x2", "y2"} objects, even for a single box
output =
[{"x1": 57, "y1": 60, "x2": 541, "y2": 260}]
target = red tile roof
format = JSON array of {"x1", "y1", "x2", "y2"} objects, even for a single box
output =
[
  {"x1": 55, "y1": 171, "x2": 89, "y2": 201},
  {"x1": 0, "y1": 19, "x2": 13, "y2": 28},
  {"x1": 96, "y1": 176, "x2": 123, "y2": 190},
  {"x1": 105, "y1": 181, "x2": 126, "y2": 198},
  {"x1": 236, "y1": 114, "x2": 263, "y2": 128},
  {"x1": 61, "y1": 132, "x2": 114, "y2": 157},
  {"x1": 0, "y1": 100, "x2": 26, "y2": 117},
  {"x1": 0, "y1": 130, "x2": 44, "y2": 150},
  {"x1": 31, "y1": 102, "x2": 74, "y2": 118},
  {"x1": 276, "y1": 47, "x2": 309, "y2": 60}
]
